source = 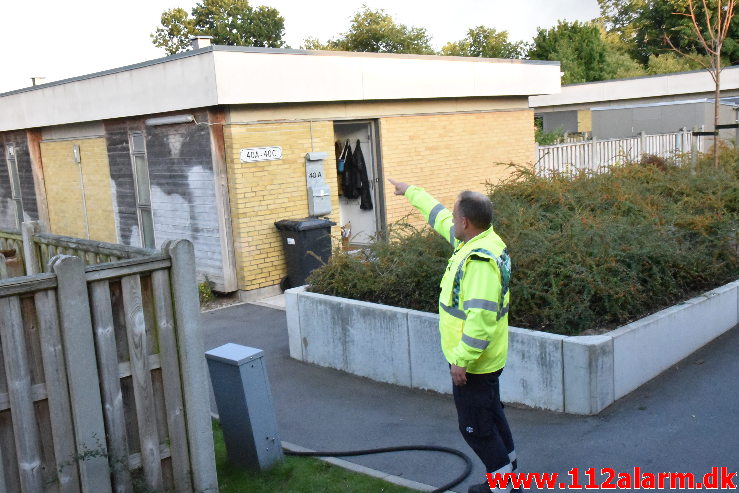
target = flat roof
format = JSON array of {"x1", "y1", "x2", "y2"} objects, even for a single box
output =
[
  {"x1": 529, "y1": 65, "x2": 739, "y2": 109},
  {"x1": 0, "y1": 46, "x2": 561, "y2": 132}
]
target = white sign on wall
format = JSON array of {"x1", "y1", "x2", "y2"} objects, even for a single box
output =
[{"x1": 240, "y1": 146, "x2": 283, "y2": 163}]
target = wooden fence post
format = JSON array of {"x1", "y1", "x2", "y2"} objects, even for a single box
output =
[
  {"x1": 121, "y1": 274, "x2": 163, "y2": 491},
  {"x1": 151, "y1": 269, "x2": 192, "y2": 493},
  {"x1": 21, "y1": 221, "x2": 40, "y2": 276},
  {"x1": 34, "y1": 288, "x2": 82, "y2": 493},
  {"x1": 89, "y1": 281, "x2": 132, "y2": 493},
  {"x1": 0, "y1": 437, "x2": 6, "y2": 493},
  {"x1": 167, "y1": 240, "x2": 219, "y2": 493},
  {"x1": 590, "y1": 138, "x2": 596, "y2": 171},
  {"x1": 0, "y1": 295, "x2": 44, "y2": 492},
  {"x1": 691, "y1": 127, "x2": 699, "y2": 174},
  {"x1": 52, "y1": 255, "x2": 113, "y2": 493}
]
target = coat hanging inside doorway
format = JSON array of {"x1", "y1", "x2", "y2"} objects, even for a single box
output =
[{"x1": 336, "y1": 139, "x2": 373, "y2": 210}]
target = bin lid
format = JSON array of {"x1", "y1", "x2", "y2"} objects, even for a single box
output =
[{"x1": 274, "y1": 218, "x2": 336, "y2": 232}]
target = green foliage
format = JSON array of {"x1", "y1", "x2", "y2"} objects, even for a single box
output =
[
  {"x1": 605, "y1": 49, "x2": 648, "y2": 78},
  {"x1": 151, "y1": 8, "x2": 196, "y2": 55},
  {"x1": 302, "y1": 6, "x2": 434, "y2": 54},
  {"x1": 535, "y1": 126, "x2": 567, "y2": 145},
  {"x1": 151, "y1": 0, "x2": 286, "y2": 55},
  {"x1": 527, "y1": 20, "x2": 612, "y2": 84},
  {"x1": 310, "y1": 155, "x2": 738, "y2": 335},
  {"x1": 598, "y1": 0, "x2": 739, "y2": 65},
  {"x1": 308, "y1": 223, "x2": 452, "y2": 313},
  {"x1": 214, "y1": 421, "x2": 415, "y2": 492},
  {"x1": 646, "y1": 52, "x2": 714, "y2": 74},
  {"x1": 441, "y1": 26, "x2": 525, "y2": 59},
  {"x1": 199, "y1": 278, "x2": 215, "y2": 305}
]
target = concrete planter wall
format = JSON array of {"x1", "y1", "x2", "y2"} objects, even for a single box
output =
[{"x1": 286, "y1": 281, "x2": 738, "y2": 415}]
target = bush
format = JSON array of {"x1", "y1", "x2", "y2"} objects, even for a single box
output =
[
  {"x1": 535, "y1": 127, "x2": 566, "y2": 145},
  {"x1": 309, "y1": 154, "x2": 738, "y2": 335},
  {"x1": 308, "y1": 222, "x2": 451, "y2": 313}
]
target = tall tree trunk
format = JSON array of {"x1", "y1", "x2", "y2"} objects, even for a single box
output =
[{"x1": 714, "y1": 54, "x2": 721, "y2": 168}]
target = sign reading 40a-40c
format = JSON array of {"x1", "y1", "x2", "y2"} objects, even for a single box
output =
[{"x1": 240, "y1": 146, "x2": 283, "y2": 163}]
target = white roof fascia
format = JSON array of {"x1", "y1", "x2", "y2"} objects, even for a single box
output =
[
  {"x1": 212, "y1": 49, "x2": 561, "y2": 104},
  {"x1": 0, "y1": 50, "x2": 219, "y2": 132},
  {"x1": 529, "y1": 65, "x2": 739, "y2": 108},
  {"x1": 591, "y1": 98, "x2": 739, "y2": 111},
  {"x1": 0, "y1": 47, "x2": 560, "y2": 132}
]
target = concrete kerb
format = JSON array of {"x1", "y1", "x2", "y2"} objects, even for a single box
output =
[
  {"x1": 609, "y1": 280, "x2": 739, "y2": 400},
  {"x1": 562, "y1": 335, "x2": 614, "y2": 415},
  {"x1": 286, "y1": 280, "x2": 739, "y2": 415},
  {"x1": 503, "y1": 327, "x2": 566, "y2": 412}
]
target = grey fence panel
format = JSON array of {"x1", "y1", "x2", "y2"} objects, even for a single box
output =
[{"x1": 0, "y1": 239, "x2": 214, "y2": 493}]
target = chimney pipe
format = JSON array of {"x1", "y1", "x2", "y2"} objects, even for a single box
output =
[
  {"x1": 31, "y1": 77, "x2": 46, "y2": 86},
  {"x1": 191, "y1": 36, "x2": 213, "y2": 50}
]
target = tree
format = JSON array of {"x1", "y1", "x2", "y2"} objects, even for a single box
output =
[
  {"x1": 645, "y1": 52, "x2": 712, "y2": 74},
  {"x1": 601, "y1": 26, "x2": 648, "y2": 78},
  {"x1": 598, "y1": 0, "x2": 739, "y2": 65},
  {"x1": 151, "y1": 8, "x2": 196, "y2": 55},
  {"x1": 151, "y1": 0, "x2": 286, "y2": 55},
  {"x1": 527, "y1": 21, "x2": 612, "y2": 84},
  {"x1": 441, "y1": 26, "x2": 524, "y2": 58},
  {"x1": 302, "y1": 6, "x2": 434, "y2": 54},
  {"x1": 665, "y1": 0, "x2": 736, "y2": 166}
]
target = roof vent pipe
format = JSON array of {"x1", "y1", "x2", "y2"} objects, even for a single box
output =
[{"x1": 191, "y1": 36, "x2": 213, "y2": 50}]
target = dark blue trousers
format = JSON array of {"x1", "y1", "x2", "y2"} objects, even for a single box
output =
[{"x1": 452, "y1": 370, "x2": 516, "y2": 475}]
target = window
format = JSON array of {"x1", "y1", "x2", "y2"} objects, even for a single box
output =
[
  {"x1": 5, "y1": 144, "x2": 24, "y2": 228},
  {"x1": 129, "y1": 132, "x2": 155, "y2": 248}
]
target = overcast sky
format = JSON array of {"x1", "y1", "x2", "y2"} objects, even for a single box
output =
[{"x1": 2, "y1": 0, "x2": 600, "y2": 94}]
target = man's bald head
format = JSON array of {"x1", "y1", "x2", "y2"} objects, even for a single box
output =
[{"x1": 456, "y1": 191, "x2": 493, "y2": 230}]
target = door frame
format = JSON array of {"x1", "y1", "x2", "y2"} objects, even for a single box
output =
[{"x1": 333, "y1": 119, "x2": 386, "y2": 240}]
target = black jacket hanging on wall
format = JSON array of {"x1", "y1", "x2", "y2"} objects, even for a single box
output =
[
  {"x1": 353, "y1": 140, "x2": 373, "y2": 210},
  {"x1": 340, "y1": 140, "x2": 360, "y2": 199}
]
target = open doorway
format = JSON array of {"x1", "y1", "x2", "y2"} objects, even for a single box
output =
[{"x1": 333, "y1": 121, "x2": 384, "y2": 245}]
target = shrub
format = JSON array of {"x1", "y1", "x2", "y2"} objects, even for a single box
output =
[
  {"x1": 309, "y1": 153, "x2": 738, "y2": 335},
  {"x1": 308, "y1": 221, "x2": 451, "y2": 313}
]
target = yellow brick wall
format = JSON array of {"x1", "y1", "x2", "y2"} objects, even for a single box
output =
[
  {"x1": 223, "y1": 121, "x2": 340, "y2": 290},
  {"x1": 577, "y1": 110, "x2": 592, "y2": 133},
  {"x1": 40, "y1": 138, "x2": 117, "y2": 242},
  {"x1": 381, "y1": 109, "x2": 535, "y2": 227}
]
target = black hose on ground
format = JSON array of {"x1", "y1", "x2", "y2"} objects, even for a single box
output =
[{"x1": 284, "y1": 444, "x2": 473, "y2": 493}]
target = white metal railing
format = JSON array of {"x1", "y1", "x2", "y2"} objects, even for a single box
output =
[{"x1": 535, "y1": 130, "x2": 708, "y2": 177}]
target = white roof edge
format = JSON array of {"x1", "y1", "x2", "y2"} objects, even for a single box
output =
[
  {"x1": 1, "y1": 45, "x2": 559, "y2": 99},
  {"x1": 591, "y1": 97, "x2": 739, "y2": 111},
  {"x1": 529, "y1": 65, "x2": 739, "y2": 108},
  {"x1": 0, "y1": 46, "x2": 561, "y2": 132}
]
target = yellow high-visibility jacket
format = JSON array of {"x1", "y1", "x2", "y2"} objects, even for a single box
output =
[{"x1": 405, "y1": 186, "x2": 510, "y2": 373}]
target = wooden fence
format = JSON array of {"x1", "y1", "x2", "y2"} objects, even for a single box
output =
[
  {"x1": 0, "y1": 229, "x2": 217, "y2": 493},
  {"x1": 535, "y1": 130, "x2": 707, "y2": 176}
]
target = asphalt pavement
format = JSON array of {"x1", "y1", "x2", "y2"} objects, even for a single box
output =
[{"x1": 201, "y1": 301, "x2": 739, "y2": 492}]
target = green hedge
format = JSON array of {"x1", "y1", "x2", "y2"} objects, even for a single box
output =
[{"x1": 309, "y1": 154, "x2": 739, "y2": 335}]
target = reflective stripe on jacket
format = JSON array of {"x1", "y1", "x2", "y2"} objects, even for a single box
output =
[{"x1": 405, "y1": 186, "x2": 510, "y2": 374}]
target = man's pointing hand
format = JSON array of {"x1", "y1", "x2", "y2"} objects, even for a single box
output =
[{"x1": 388, "y1": 178, "x2": 410, "y2": 196}]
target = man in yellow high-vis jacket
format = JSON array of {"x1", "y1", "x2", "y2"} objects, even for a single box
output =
[{"x1": 389, "y1": 178, "x2": 517, "y2": 493}]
